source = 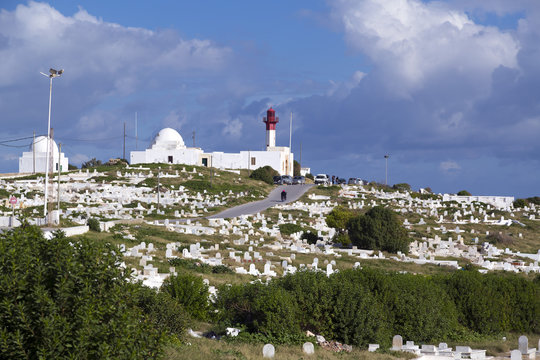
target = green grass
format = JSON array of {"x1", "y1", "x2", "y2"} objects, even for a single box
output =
[{"x1": 164, "y1": 337, "x2": 415, "y2": 360}]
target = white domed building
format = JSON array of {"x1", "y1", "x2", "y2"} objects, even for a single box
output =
[
  {"x1": 130, "y1": 128, "x2": 204, "y2": 165},
  {"x1": 130, "y1": 108, "x2": 293, "y2": 175},
  {"x1": 19, "y1": 136, "x2": 69, "y2": 173}
]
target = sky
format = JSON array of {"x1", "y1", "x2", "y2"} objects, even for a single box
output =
[{"x1": 0, "y1": 0, "x2": 538, "y2": 198}]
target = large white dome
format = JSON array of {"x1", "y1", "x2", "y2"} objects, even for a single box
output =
[
  {"x1": 150, "y1": 128, "x2": 186, "y2": 150},
  {"x1": 31, "y1": 136, "x2": 59, "y2": 158}
]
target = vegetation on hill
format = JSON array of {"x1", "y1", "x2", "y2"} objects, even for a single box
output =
[
  {"x1": 347, "y1": 206, "x2": 411, "y2": 254},
  {"x1": 0, "y1": 223, "x2": 176, "y2": 358},
  {"x1": 457, "y1": 190, "x2": 472, "y2": 196},
  {"x1": 249, "y1": 165, "x2": 279, "y2": 185},
  {"x1": 214, "y1": 267, "x2": 540, "y2": 347}
]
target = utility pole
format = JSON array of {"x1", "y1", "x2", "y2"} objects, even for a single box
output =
[
  {"x1": 32, "y1": 131, "x2": 36, "y2": 174},
  {"x1": 299, "y1": 142, "x2": 302, "y2": 168},
  {"x1": 123, "y1": 121, "x2": 126, "y2": 160},
  {"x1": 289, "y1": 112, "x2": 293, "y2": 149},
  {"x1": 192, "y1": 131, "x2": 196, "y2": 147},
  {"x1": 384, "y1": 154, "x2": 390, "y2": 186},
  {"x1": 57, "y1": 143, "x2": 61, "y2": 216},
  {"x1": 135, "y1": 112, "x2": 138, "y2": 150}
]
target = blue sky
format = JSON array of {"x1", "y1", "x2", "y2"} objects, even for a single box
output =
[{"x1": 0, "y1": 0, "x2": 539, "y2": 197}]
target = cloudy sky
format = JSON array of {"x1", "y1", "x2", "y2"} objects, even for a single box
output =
[{"x1": 1, "y1": 0, "x2": 538, "y2": 197}]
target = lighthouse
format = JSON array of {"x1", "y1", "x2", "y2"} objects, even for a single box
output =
[{"x1": 263, "y1": 107, "x2": 279, "y2": 148}]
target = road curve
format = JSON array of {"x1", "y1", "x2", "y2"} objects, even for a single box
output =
[{"x1": 207, "y1": 184, "x2": 314, "y2": 219}]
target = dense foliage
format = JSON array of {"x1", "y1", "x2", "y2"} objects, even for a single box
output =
[
  {"x1": 215, "y1": 268, "x2": 540, "y2": 346},
  {"x1": 162, "y1": 273, "x2": 210, "y2": 320},
  {"x1": 0, "y1": 224, "x2": 165, "y2": 359},
  {"x1": 249, "y1": 166, "x2": 279, "y2": 185},
  {"x1": 457, "y1": 190, "x2": 472, "y2": 196},
  {"x1": 392, "y1": 183, "x2": 411, "y2": 192},
  {"x1": 347, "y1": 206, "x2": 411, "y2": 253}
]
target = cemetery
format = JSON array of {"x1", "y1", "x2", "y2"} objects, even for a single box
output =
[{"x1": 0, "y1": 162, "x2": 539, "y2": 359}]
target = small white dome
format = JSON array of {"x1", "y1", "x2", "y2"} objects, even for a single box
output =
[
  {"x1": 150, "y1": 128, "x2": 185, "y2": 150},
  {"x1": 31, "y1": 136, "x2": 59, "y2": 158}
]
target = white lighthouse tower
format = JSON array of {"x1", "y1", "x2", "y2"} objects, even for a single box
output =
[{"x1": 263, "y1": 107, "x2": 279, "y2": 148}]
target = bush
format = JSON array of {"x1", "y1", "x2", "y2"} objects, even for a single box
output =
[
  {"x1": 249, "y1": 166, "x2": 279, "y2": 185},
  {"x1": 87, "y1": 217, "x2": 101, "y2": 232},
  {"x1": 135, "y1": 286, "x2": 187, "y2": 339},
  {"x1": 301, "y1": 231, "x2": 318, "y2": 245},
  {"x1": 457, "y1": 190, "x2": 471, "y2": 196},
  {"x1": 332, "y1": 232, "x2": 351, "y2": 246},
  {"x1": 162, "y1": 273, "x2": 209, "y2": 320},
  {"x1": 347, "y1": 206, "x2": 411, "y2": 254},
  {"x1": 513, "y1": 198, "x2": 528, "y2": 208},
  {"x1": 279, "y1": 223, "x2": 303, "y2": 236},
  {"x1": 0, "y1": 223, "x2": 163, "y2": 359},
  {"x1": 326, "y1": 206, "x2": 355, "y2": 231},
  {"x1": 305, "y1": 173, "x2": 314, "y2": 180},
  {"x1": 392, "y1": 183, "x2": 411, "y2": 192},
  {"x1": 81, "y1": 157, "x2": 102, "y2": 169}
]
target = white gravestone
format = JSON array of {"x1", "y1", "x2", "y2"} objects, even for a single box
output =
[{"x1": 263, "y1": 343, "x2": 275, "y2": 358}]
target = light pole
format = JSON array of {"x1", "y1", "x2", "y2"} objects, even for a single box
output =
[
  {"x1": 384, "y1": 154, "x2": 390, "y2": 186},
  {"x1": 40, "y1": 68, "x2": 63, "y2": 218}
]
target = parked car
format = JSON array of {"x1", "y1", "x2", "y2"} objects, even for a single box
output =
[
  {"x1": 292, "y1": 176, "x2": 305, "y2": 184},
  {"x1": 273, "y1": 176, "x2": 283, "y2": 185},
  {"x1": 336, "y1": 178, "x2": 347, "y2": 185},
  {"x1": 281, "y1": 175, "x2": 293, "y2": 185},
  {"x1": 314, "y1": 174, "x2": 329, "y2": 185}
]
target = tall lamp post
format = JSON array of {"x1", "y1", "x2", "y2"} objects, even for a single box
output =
[
  {"x1": 40, "y1": 68, "x2": 63, "y2": 218},
  {"x1": 384, "y1": 154, "x2": 390, "y2": 186}
]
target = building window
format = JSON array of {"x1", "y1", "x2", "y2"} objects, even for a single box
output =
[
  {"x1": 251, "y1": 157, "x2": 256, "y2": 166},
  {"x1": 55, "y1": 163, "x2": 58, "y2": 171},
  {"x1": 168, "y1": 156, "x2": 173, "y2": 163},
  {"x1": 202, "y1": 158, "x2": 208, "y2": 167}
]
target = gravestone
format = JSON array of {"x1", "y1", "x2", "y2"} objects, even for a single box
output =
[
  {"x1": 511, "y1": 350, "x2": 521, "y2": 360},
  {"x1": 392, "y1": 335, "x2": 403, "y2": 350},
  {"x1": 302, "y1": 342, "x2": 315, "y2": 355},
  {"x1": 263, "y1": 343, "x2": 275, "y2": 358},
  {"x1": 519, "y1": 335, "x2": 528, "y2": 354}
]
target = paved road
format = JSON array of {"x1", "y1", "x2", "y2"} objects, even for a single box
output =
[{"x1": 207, "y1": 184, "x2": 314, "y2": 219}]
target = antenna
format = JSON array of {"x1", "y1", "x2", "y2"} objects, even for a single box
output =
[
  {"x1": 192, "y1": 130, "x2": 196, "y2": 147},
  {"x1": 289, "y1": 111, "x2": 293, "y2": 150}
]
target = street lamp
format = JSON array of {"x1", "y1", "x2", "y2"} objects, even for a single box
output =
[
  {"x1": 384, "y1": 154, "x2": 390, "y2": 186},
  {"x1": 40, "y1": 68, "x2": 63, "y2": 218}
]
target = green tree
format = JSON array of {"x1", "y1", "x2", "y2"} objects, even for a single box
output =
[
  {"x1": 513, "y1": 198, "x2": 527, "y2": 208},
  {"x1": 162, "y1": 273, "x2": 209, "y2": 320},
  {"x1": 81, "y1": 157, "x2": 102, "y2": 169},
  {"x1": 347, "y1": 206, "x2": 411, "y2": 253},
  {"x1": 457, "y1": 190, "x2": 471, "y2": 196},
  {"x1": 392, "y1": 183, "x2": 411, "y2": 192},
  {"x1": 249, "y1": 165, "x2": 279, "y2": 185},
  {"x1": 326, "y1": 206, "x2": 355, "y2": 231},
  {"x1": 0, "y1": 223, "x2": 163, "y2": 359},
  {"x1": 293, "y1": 160, "x2": 301, "y2": 177}
]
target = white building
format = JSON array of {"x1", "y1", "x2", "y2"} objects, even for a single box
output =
[
  {"x1": 130, "y1": 108, "x2": 294, "y2": 175},
  {"x1": 442, "y1": 194, "x2": 514, "y2": 209},
  {"x1": 19, "y1": 136, "x2": 68, "y2": 174}
]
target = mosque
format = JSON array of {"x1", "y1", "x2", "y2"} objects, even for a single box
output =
[
  {"x1": 130, "y1": 108, "x2": 293, "y2": 175},
  {"x1": 19, "y1": 136, "x2": 68, "y2": 173}
]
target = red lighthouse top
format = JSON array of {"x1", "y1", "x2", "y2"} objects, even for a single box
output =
[{"x1": 263, "y1": 107, "x2": 279, "y2": 130}]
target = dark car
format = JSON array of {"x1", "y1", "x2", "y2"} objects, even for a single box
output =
[
  {"x1": 292, "y1": 176, "x2": 305, "y2": 185},
  {"x1": 336, "y1": 178, "x2": 347, "y2": 185},
  {"x1": 281, "y1": 175, "x2": 293, "y2": 185},
  {"x1": 273, "y1": 176, "x2": 283, "y2": 185}
]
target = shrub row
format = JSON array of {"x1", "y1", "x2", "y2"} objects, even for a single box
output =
[{"x1": 214, "y1": 268, "x2": 540, "y2": 346}]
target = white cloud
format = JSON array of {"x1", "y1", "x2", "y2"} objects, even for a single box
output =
[
  {"x1": 222, "y1": 118, "x2": 243, "y2": 138},
  {"x1": 162, "y1": 110, "x2": 186, "y2": 130},
  {"x1": 440, "y1": 160, "x2": 461, "y2": 173},
  {"x1": 68, "y1": 153, "x2": 90, "y2": 166},
  {"x1": 331, "y1": 0, "x2": 520, "y2": 97}
]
